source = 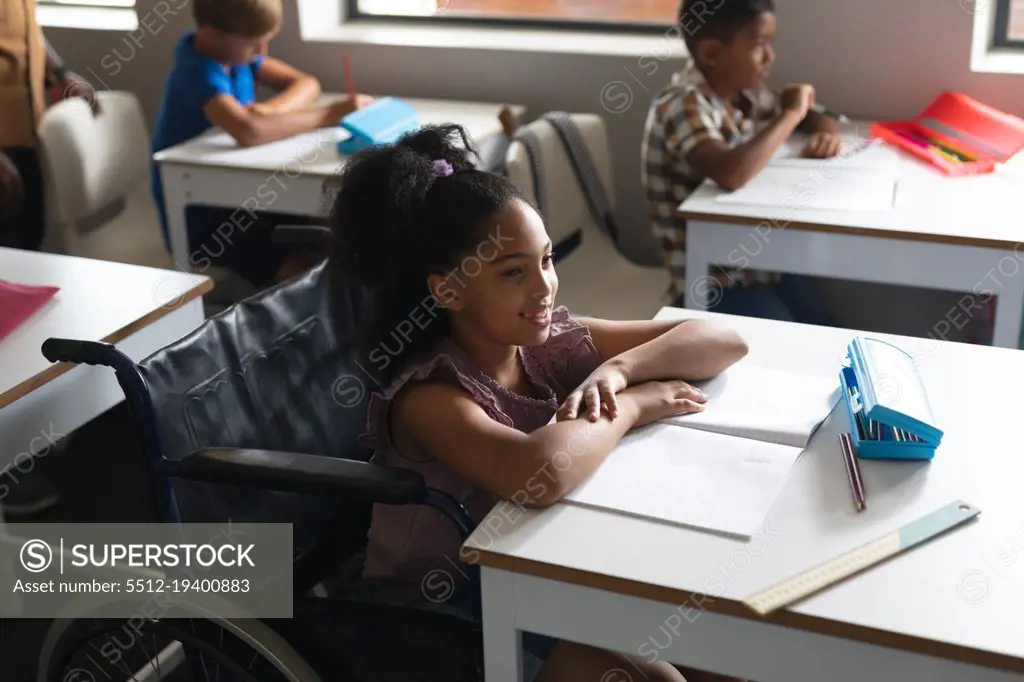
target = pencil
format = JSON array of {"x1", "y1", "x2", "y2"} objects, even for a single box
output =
[
  {"x1": 839, "y1": 433, "x2": 867, "y2": 512},
  {"x1": 343, "y1": 55, "x2": 357, "y2": 103}
]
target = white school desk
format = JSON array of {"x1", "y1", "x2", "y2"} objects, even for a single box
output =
[
  {"x1": 469, "y1": 308, "x2": 1024, "y2": 682},
  {"x1": 678, "y1": 122, "x2": 1024, "y2": 349},
  {"x1": 154, "y1": 97, "x2": 526, "y2": 272},
  {"x1": 0, "y1": 249, "x2": 210, "y2": 526}
]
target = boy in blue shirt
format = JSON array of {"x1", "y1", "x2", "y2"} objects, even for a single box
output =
[
  {"x1": 152, "y1": 0, "x2": 366, "y2": 287},
  {"x1": 642, "y1": 0, "x2": 839, "y2": 326}
]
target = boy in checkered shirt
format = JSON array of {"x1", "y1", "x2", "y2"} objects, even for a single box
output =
[{"x1": 642, "y1": 0, "x2": 840, "y2": 326}]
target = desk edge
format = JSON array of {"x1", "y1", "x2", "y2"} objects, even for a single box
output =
[
  {"x1": 678, "y1": 209, "x2": 1020, "y2": 250},
  {"x1": 0, "y1": 276, "x2": 213, "y2": 410},
  {"x1": 466, "y1": 548, "x2": 1024, "y2": 675}
]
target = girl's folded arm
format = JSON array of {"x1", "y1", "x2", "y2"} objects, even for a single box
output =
[
  {"x1": 577, "y1": 316, "x2": 749, "y2": 383},
  {"x1": 393, "y1": 381, "x2": 639, "y2": 508}
]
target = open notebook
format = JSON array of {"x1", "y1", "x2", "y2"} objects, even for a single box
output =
[{"x1": 563, "y1": 363, "x2": 841, "y2": 538}]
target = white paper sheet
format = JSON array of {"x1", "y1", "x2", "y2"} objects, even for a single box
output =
[
  {"x1": 662, "y1": 364, "x2": 841, "y2": 448},
  {"x1": 715, "y1": 166, "x2": 897, "y2": 212},
  {"x1": 563, "y1": 423, "x2": 804, "y2": 538}
]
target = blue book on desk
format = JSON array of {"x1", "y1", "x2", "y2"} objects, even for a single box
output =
[
  {"x1": 337, "y1": 97, "x2": 420, "y2": 155},
  {"x1": 839, "y1": 336, "x2": 943, "y2": 460}
]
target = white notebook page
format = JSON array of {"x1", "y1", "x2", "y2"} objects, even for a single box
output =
[
  {"x1": 563, "y1": 423, "x2": 803, "y2": 538},
  {"x1": 661, "y1": 364, "x2": 841, "y2": 448}
]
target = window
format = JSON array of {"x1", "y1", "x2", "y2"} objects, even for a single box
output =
[
  {"x1": 994, "y1": 0, "x2": 1024, "y2": 48},
  {"x1": 36, "y1": 0, "x2": 137, "y2": 30},
  {"x1": 37, "y1": 0, "x2": 135, "y2": 6},
  {"x1": 349, "y1": 0, "x2": 678, "y2": 31}
]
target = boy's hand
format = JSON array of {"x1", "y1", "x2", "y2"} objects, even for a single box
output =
[
  {"x1": 801, "y1": 132, "x2": 844, "y2": 159},
  {"x1": 780, "y1": 83, "x2": 815, "y2": 121},
  {"x1": 0, "y1": 151, "x2": 24, "y2": 219},
  {"x1": 327, "y1": 95, "x2": 375, "y2": 121}
]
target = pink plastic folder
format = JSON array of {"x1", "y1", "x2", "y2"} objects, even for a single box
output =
[{"x1": 0, "y1": 280, "x2": 59, "y2": 342}]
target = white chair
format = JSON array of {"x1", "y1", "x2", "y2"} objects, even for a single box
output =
[
  {"x1": 505, "y1": 113, "x2": 669, "y2": 320},
  {"x1": 36, "y1": 90, "x2": 172, "y2": 269}
]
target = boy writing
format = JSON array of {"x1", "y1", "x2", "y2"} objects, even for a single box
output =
[
  {"x1": 151, "y1": 0, "x2": 367, "y2": 288},
  {"x1": 642, "y1": 0, "x2": 840, "y2": 325}
]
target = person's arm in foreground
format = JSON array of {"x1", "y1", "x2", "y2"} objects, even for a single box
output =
[
  {"x1": 557, "y1": 317, "x2": 749, "y2": 422},
  {"x1": 394, "y1": 378, "x2": 704, "y2": 508}
]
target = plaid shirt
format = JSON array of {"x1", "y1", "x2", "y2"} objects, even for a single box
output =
[{"x1": 641, "y1": 58, "x2": 782, "y2": 304}]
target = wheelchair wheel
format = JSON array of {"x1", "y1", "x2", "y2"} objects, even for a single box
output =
[{"x1": 40, "y1": 617, "x2": 322, "y2": 682}]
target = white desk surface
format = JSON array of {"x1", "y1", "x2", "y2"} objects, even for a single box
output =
[
  {"x1": 467, "y1": 308, "x2": 1024, "y2": 673},
  {"x1": 0, "y1": 248, "x2": 211, "y2": 409},
  {"x1": 678, "y1": 121, "x2": 1024, "y2": 249},
  {"x1": 153, "y1": 96, "x2": 526, "y2": 176}
]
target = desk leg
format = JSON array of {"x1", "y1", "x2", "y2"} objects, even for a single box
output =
[
  {"x1": 160, "y1": 166, "x2": 193, "y2": 273},
  {"x1": 481, "y1": 567, "x2": 524, "y2": 682},
  {"x1": 684, "y1": 221, "x2": 714, "y2": 310},
  {"x1": 992, "y1": 278, "x2": 1024, "y2": 349}
]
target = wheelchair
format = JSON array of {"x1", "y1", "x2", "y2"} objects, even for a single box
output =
[{"x1": 35, "y1": 249, "x2": 488, "y2": 682}]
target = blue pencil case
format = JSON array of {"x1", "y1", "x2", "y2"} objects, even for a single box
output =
[
  {"x1": 838, "y1": 336, "x2": 943, "y2": 461},
  {"x1": 337, "y1": 97, "x2": 420, "y2": 155}
]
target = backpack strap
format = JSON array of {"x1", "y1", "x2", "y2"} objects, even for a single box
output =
[
  {"x1": 511, "y1": 125, "x2": 549, "y2": 223},
  {"x1": 541, "y1": 111, "x2": 620, "y2": 245}
]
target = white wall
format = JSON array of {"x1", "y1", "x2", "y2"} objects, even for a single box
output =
[{"x1": 43, "y1": 0, "x2": 1024, "y2": 340}]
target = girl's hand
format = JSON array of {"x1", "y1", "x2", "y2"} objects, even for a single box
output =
[
  {"x1": 556, "y1": 361, "x2": 630, "y2": 422},
  {"x1": 621, "y1": 380, "x2": 708, "y2": 428}
]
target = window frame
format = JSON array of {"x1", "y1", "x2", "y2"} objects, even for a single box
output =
[
  {"x1": 36, "y1": 0, "x2": 135, "y2": 6},
  {"x1": 993, "y1": 0, "x2": 1024, "y2": 49},
  {"x1": 345, "y1": 0, "x2": 674, "y2": 35}
]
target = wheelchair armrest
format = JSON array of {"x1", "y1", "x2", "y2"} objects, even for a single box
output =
[{"x1": 169, "y1": 448, "x2": 426, "y2": 505}]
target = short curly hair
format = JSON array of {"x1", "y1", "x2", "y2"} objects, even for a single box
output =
[{"x1": 678, "y1": 0, "x2": 775, "y2": 56}]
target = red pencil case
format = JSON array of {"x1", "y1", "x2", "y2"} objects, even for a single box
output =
[{"x1": 870, "y1": 91, "x2": 1024, "y2": 175}]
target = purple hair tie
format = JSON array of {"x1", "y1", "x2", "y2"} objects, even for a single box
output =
[{"x1": 430, "y1": 159, "x2": 454, "y2": 178}]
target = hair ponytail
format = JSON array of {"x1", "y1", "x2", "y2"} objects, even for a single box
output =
[{"x1": 326, "y1": 124, "x2": 522, "y2": 385}]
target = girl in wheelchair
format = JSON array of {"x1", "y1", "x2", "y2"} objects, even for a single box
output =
[{"x1": 327, "y1": 124, "x2": 750, "y2": 682}]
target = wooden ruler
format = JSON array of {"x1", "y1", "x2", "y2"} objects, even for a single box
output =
[{"x1": 744, "y1": 500, "x2": 980, "y2": 616}]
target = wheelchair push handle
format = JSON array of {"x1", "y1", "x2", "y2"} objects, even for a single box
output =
[{"x1": 41, "y1": 338, "x2": 117, "y2": 367}]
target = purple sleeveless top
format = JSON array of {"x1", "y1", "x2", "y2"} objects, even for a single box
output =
[{"x1": 358, "y1": 306, "x2": 603, "y2": 586}]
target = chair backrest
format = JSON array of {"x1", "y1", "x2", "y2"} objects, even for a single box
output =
[
  {"x1": 37, "y1": 90, "x2": 150, "y2": 226},
  {"x1": 505, "y1": 113, "x2": 616, "y2": 253},
  {"x1": 135, "y1": 261, "x2": 372, "y2": 551}
]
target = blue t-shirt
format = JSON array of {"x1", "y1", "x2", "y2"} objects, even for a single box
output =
[{"x1": 151, "y1": 31, "x2": 264, "y2": 250}]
